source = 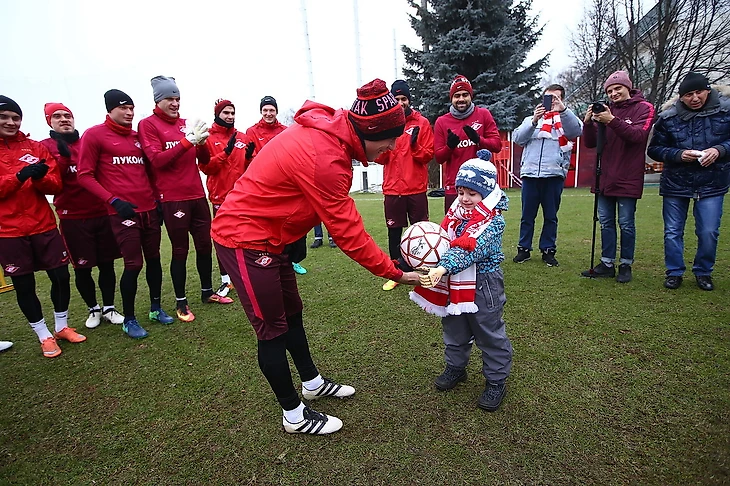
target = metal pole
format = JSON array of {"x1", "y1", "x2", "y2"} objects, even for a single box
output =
[
  {"x1": 300, "y1": 0, "x2": 316, "y2": 99},
  {"x1": 353, "y1": 0, "x2": 362, "y2": 86}
]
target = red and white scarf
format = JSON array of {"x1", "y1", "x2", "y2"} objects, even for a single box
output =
[
  {"x1": 410, "y1": 189, "x2": 501, "y2": 317},
  {"x1": 538, "y1": 111, "x2": 573, "y2": 153}
]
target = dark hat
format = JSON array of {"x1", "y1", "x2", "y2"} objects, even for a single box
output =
[
  {"x1": 104, "y1": 89, "x2": 134, "y2": 113},
  {"x1": 0, "y1": 95, "x2": 22, "y2": 118},
  {"x1": 349, "y1": 79, "x2": 406, "y2": 141},
  {"x1": 214, "y1": 99, "x2": 234, "y2": 117},
  {"x1": 151, "y1": 76, "x2": 180, "y2": 103},
  {"x1": 391, "y1": 80, "x2": 411, "y2": 101},
  {"x1": 449, "y1": 75, "x2": 473, "y2": 99},
  {"x1": 260, "y1": 96, "x2": 278, "y2": 112},
  {"x1": 679, "y1": 72, "x2": 711, "y2": 96},
  {"x1": 455, "y1": 149, "x2": 498, "y2": 199}
]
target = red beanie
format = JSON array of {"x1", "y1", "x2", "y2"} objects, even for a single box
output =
[
  {"x1": 603, "y1": 71, "x2": 632, "y2": 92},
  {"x1": 348, "y1": 79, "x2": 405, "y2": 141},
  {"x1": 449, "y1": 75, "x2": 473, "y2": 99},
  {"x1": 44, "y1": 102, "x2": 73, "y2": 127},
  {"x1": 214, "y1": 99, "x2": 234, "y2": 117}
]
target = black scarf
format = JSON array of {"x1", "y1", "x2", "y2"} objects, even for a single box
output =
[
  {"x1": 49, "y1": 129, "x2": 80, "y2": 144},
  {"x1": 214, "y1": 116, "x2": 235, "y2": 129}
]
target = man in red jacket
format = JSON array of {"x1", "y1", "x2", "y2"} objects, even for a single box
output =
[
  {"x1": 377, "y1": 80, "x2": 435, "y2": 291},
  {"x1": 580, "y1": 71, "x2": 655, "y2": 283},
  {"x1": 0, "y1": 95, "x2": 85, "y2": 358},
  {"x1": 138, "y1": 76, "x2": 233, "y2": 324},
  {"x1": 434, "y1": 75, "x2": 502, "y2": 212},
  {"x1": 246, "y1": 95, "x2": 285, "y2": 155},
  {"x1": 78, "y1": 89, "x2": 176, "y2": 340},
  {"x1": 200, "y1": 99, "x2": 251, "y2": 296},
  {"x1": 211, "y1": 79, "x2": 421, "y2": 435},
  {"x1": 40, "y1": 103, "x2": 124, "y2": 329}
]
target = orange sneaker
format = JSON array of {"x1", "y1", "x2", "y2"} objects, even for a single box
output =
[
  {"x1": 207, "y1": 293, "x2": 234, "y2": 304},
  {"x1": 54, "y1": 327, "x2": 87, "y2": 343},
  {"x1": 40, "y1": 337, "x2": 62, "y2": 358},
  {"x1": 176, "y1": 306, "x2": 196, "y2": 322}
]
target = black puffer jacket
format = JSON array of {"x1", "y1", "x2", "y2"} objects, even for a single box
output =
[{"x1": 648, "y1": 86, "x2": 730, "y2": 198}]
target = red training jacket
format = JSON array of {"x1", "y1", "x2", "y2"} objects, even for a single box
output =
[
  {"x1": 137, "y1": 112, "x2": 207, "y2": 202},
  {"x1": 211, "y1": 101, "x2": 403, "y2": 281},
  {"x1": 434, "y1": 105, "x2": 501, "y2": 195},
  {"x1": 77, "y1": 117, "x2": 156, "y2": 214},
  {"x1": 200, "y1": 123, "x2": 250, "y2": 206},
  {"x1": 41, "y1": 135, "x2": 108, "y2": 219},
  {"x1": 246, "y1": 118, "x2": 287, "y2": 154},
  {"x1": 375, "y1": 109, "x2": 434, "y2": 195},
  {"x1": 0, "y1": 132, "x2": 62, "y2": 237}
]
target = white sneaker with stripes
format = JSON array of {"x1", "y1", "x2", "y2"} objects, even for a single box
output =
[
  {"x1": 283, "y1": 406, "x2": 343, "y2": 435},
  {"x1": 302, "y1": 377, "x2": 355, "y2": 400}
]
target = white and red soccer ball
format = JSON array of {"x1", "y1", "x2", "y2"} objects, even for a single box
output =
[{"x1": 400, "y1": 221, "x2": 451, "y2": 268}]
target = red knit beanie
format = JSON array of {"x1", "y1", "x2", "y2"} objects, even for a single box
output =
[
  {"x1": 603, "y1": 71, "x2": 632, "y2": 92},
  {"x1": 44, "y1": 102, "x2": 73, "y2": 127},
  {"x1": 349, "y1": 79, "x2": 406, "y2": 141},
  {"x1": 449, "y1": 75, "x2": 473, "y2": 99},
  {"x1": 214, "y1": 99, "x2": 234, "y2": 117}
]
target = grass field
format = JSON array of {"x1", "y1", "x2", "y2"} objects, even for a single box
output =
[{"x1": 1, "y1": 186, "x2": 729, "y2": 485}]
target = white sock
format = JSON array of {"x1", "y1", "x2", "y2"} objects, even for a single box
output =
[
  {"x1": 53, "y1": 311, "x2": 68, "y2": 332},
  {"x1": 283, "y1": 402, "x2": 306, "y2": 423},
  {"x1": 90, "y1": 305, "x2": 101, "y2": 312},
  {"x1": 102, "y1": 305, "x2": 113, "y2": 313},
  {"x1": 221, "y1": 274, "x2": 231, "y2": 285},
  {"x1": 313, "y1": 237, "x2": 323, "y2": 241},
  {"x1": 302, "y1": 374, "x2": 324, "y2": 391},
  {"x1": 30, "y1": 319, "x2": 53, "y2": 342},
  {"x1": 176, "y1": 297, "x2": 187, "y2": 302}
]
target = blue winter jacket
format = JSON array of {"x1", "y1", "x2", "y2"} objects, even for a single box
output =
[
  {"x1": 512, "y1": 109, "x2": 583, "y2": 179},
  {"x1": 648, "y1": 87, "x2": 730, "y2": 199}
]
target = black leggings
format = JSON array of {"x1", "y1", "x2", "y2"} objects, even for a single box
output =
[
  {"x1": 11, "y1": 266, "x2": 70, "y2": 322},
  {"x1": 257, "y1": 312, "x2": 318, "y2": 411},
  {"x1": 74, "y1": 261, "x2": 116, "y2": 308}
]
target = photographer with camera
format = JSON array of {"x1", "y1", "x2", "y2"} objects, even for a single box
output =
[
  {"x1": 581, "y1": 71, "x2": 655, "y2": 283},
  {"x1": 512, "y1": 84, "x2": 582, "y2": 267}
]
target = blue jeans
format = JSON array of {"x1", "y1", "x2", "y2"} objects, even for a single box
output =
[
  {"x1": 597, "y1": 195, "x2": 637, "y2": 265},
  {"x1": 518, "y1": 177, "x2": 564, "y2": 251},
  {"x1": 313, "y1": 223, "x2": 329, "y2": 239},
  {"x1": 663, "y1": 195, "x2": 724, "y2": 277}
]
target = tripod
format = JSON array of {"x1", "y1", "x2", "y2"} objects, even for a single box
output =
[{"x1": 586, "y1": 123, "x2": 606, "y2": 277}]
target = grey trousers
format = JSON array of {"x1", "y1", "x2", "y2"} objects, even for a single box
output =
[{"x1": 441, "y1": 268, "x2": 513, "y2": 384}]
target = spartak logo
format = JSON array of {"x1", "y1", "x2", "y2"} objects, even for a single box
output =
[
  {"x1": 134, "y1": 139, "x2": 141, "y2": 149},
  {"x1": 234, "y1": 141, "x2": 245, "y2": 149},
  {"x1": 173, "y1": 211, "x2": 185, "y2": 219},
  {"x1": 386, "y1": 218, "x2": 396, "y2": 227},
  {"x1": 77, "y1": 259, "x2": 88, "y2": 265},
  {"x1": 4, "y1": 264, "x2": 19, "y2": 274},
  {"x1": 19, "y1": 154, "x2": 40, "y2": 164},
  {"x1": 255, "y1": 255, "x2": 273, "y2": 267},
  {"x1": 121, "y1": 219, "x2": 136, "y2": 227},
  {"x1": 470, "y1": 122, "x2": 483, "y2": 131}
]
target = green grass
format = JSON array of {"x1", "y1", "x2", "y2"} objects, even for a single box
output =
[{"x1": 1, "y1": 187, "x2": 728, "y2": 485}]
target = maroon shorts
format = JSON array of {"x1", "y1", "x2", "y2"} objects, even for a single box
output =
[
  {"x1": 384, "y1": 193, "x2": 429, "y2": 228},
  {"x1": 109, "y1": 210, "x2": 161, "y2": 271},
  {"x1": 0, "y1": 229, "x2": 70, "y2": 277},
  {"x1": 444, "y1": 193, "x2": 458, "y2": 214},
  {"x1": 59, "y1": 216, "x2": 121, "y2": 269},
  {"x1": 214, "y1": 243, "x2": 302, "y2": 341},
  {"x1": 162, "y1": 198, "x2": 212, "y2": 260}
]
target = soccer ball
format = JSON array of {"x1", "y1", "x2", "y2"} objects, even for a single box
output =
[{"x1": 400, "y1": 221, "x2": 451, "y2": 269}]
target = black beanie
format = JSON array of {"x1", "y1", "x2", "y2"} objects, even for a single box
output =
[
  {"x1": 260, "y1": 96, "x2": 278, "y2": 112},
  {"x1": 679, "y1": 72, "x2": 711, "y2": 97},
  {"x1": 391, "y1": 80, "x2": 411, "y2": 101},
  {"x1": 104, "y1": 89, "x2": 135, "y2": 113},
  {"x1": 0, "y1": 95, "x2": 22, "y2": 118}
]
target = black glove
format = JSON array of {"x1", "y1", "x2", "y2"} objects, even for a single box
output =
[
  {"x1": 224, "y1": 132, "x2": 238, "y2": 156},
  {"x1": 156, "y1": 202, "x2": 164, "y2": 227},
  {"x1": 245, "y1": 141, "x2": 255, "y2": 160},
  {"x1": 30, "y1": 161, "x2": 49, "y2": 180},
  {"x1": 410, "y1": 126, "x2": 420, "y2": 147},
  {"x1": 446, "y1": 129, "x2": 460, "y2": 149},
  {"x1": 110, "y1": 198, "x2": 138, "y2": 220},
  {"x1": 284, "y1": 236, "x2": 307, "y2": 264},
  {"x1": 56, "y1": 139, "x2": 71, "y2": 158},
  {"x1": 16, "y1": 164, "x2": 38, "y2": 182},
  {"x1": 463, "y1": 125, "x2": 480, "y2": 144}
]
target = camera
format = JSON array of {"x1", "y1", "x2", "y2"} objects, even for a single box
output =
[{"x1": 592, "y1": 101, "x2": 607, "y2": 113}]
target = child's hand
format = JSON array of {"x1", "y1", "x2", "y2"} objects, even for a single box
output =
[{"x1": 419, "y1": 266, "x2": 447, "y2": 288}]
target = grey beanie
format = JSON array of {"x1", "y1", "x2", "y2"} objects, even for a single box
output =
[{"x1": 151, "y1": 76, "x2": 180, "y2": 103}]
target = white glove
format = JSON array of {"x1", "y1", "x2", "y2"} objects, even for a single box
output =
[{"x1": 193, "y1": 121, "x2": 209, "y2": 145}]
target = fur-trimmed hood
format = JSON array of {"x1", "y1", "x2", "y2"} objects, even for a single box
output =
[{"x1": 659, "y1": 84, "x2": 730, "y2": 116}]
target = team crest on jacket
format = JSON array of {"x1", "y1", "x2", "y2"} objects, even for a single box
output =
[
  {"x1": 234, "y1": 141, "x2": 245, "y2": 149},
  {"x1": 121, "y1": 219, "x2": 136, "y2": 227},
  {"x1": 255, "y1": 255, "x2": 273, "y2": 267},
  {"x1": 134, "y1": 139, "x2": 141, "y2": 149},
  {"x1": 173, "y1": 211, "x2": 185, "y2": 219},
  {"x1": 18, "y1": 154, "x2": 40, "y2": 164},
  {"x1": 470, "y1": 122, "x2": 483, "y2": 131},
  {"x1": 4, "y1": 264, "x2": 19, "y2": 274}
]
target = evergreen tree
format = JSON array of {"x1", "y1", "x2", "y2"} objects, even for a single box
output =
[{"x1": 403, "y1": 0, "x2": 547, "y2": 129}]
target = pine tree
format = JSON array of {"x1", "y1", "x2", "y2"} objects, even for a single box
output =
[{"x1": 403, "y1": 0, "x2": 547, "y2": 129}]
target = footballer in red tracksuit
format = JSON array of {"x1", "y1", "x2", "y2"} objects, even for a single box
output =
[
  {"x1": 375, "y1": 80, "x2": 435, "y2": 287},
  {"x1": 435, "y1": 75, "x2": 502, "y2": 212},
  {"x1": 200, "y1": 99, "x2": 252, "y2": 292},
  {"x1": 40, "y1": 102, "x2": 123, "y2": 328},
  {"x1": 210, "y1": 80, "x2": 420, "y2": 435},
  {"x1": 0, "y1": 95, "x2": 84, "y2": 358},
  {"x1": 138, "y1": 76, "x2": 232, "y2": 324},
  {"x1": 77, "y1": 89, "x2": 174, "y2": 340}
]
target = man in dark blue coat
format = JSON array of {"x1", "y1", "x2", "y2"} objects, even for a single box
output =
[{"x1": 648, "y1": 72, "x2": 730, "y2": 291}]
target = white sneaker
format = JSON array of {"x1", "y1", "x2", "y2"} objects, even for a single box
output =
[
  {"x1": 283, "y1": 406, "x2": 343, "y2": 435},
  {"x1": 102, "y1": 308, "x2": 124, "y2": 325},
  {"x1": 0, "y1": 341, "x2": 13, "y2": 352},
  {"x1": 85, "y1": 309, "x2": 102, "y2": 329},
  {"x1": 216, "y1": 282, "x2": 231, "y2": 298},
  {"x1": 302, "y1": 377, "x2": 356, "y2": 400}
]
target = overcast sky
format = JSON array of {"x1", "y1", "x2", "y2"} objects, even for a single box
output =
[{"x1": 3, "y1": 0, "x2": 584, "y2": 139}]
